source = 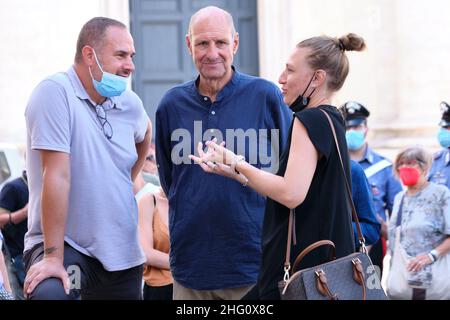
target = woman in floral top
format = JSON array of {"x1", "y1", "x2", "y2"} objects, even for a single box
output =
[{"x1": 387, "y1": 146, "x2": 450, "y2": 300}]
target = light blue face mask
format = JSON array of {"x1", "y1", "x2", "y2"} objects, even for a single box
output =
[
  {"x1": 89, "y1": 49, "x2": 128, "y2": 97},
  {"x1": 437, "y1": 127, "x2": 450, "y2": 148},
  {"x1": 346, "y1": 130, "x2": 365, "y2": 151}
]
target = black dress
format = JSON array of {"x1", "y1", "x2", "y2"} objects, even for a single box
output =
[{"x1": 258, "y1": 105, "x2": 355, "y2": 300}]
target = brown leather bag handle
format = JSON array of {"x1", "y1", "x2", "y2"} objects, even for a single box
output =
[
  {"x1": 292, "y1": 240, "x2": 336, "y2": 273},
  {"x1": 319, "y1": 109, "x2": 366, "y2": 247}
]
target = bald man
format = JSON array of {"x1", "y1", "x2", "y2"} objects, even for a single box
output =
[{"x1": 156, "y1": 6, "x2": 292, "y2": 300}]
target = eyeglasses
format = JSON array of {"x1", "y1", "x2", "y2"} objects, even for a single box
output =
[{"x1": 94, "y1": 104, "x2": 113, "y2": 140}]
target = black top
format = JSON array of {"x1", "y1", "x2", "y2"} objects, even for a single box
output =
[
  {"x1": 258, "y1": 105, "x2": 355, "y2": 299},
  {"x1": 0, "y1": 174, "x2": 28, "y2": 257}
]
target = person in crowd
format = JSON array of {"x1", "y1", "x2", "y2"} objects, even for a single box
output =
[
  {"x1": 387, "y1": 146, "x2": 450, "y2": 300},
  {"x1": 135, "y1": 143, "x2": 160, "y2": 201},
  {"x1": 429, "y1": 101, "x2": 450, "y2": 188},
  {"x1": 23, "y1": 17, "x2": 151, "y2": 300},
  {"x1": 341, "y1": 101, "x2": 402, "y2": 275},
  {"x1": 350, "y1": 160, "x2": 380, "y2": 249},
  {"x1": 156, "y1": 6, "x2": 292, "y2": 300},
  {"x1": 138, "y1": 188, "x2": 172, "y2": 300},
  {"x1": 141, "y1": 143, "x2": 159, "y2": 185},
  {"x1": 1, "y1": 231, "x2": 14, "y2": 299},
  {"x1": 0, "y1": 169, "x2": 29, "y2": 296},
  {"x1": 192, "y1": 33, "x2": 366, "y2": 299}
]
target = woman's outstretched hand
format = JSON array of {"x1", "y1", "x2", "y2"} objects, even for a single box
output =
[
  {"x1": 189, "y1": 139, "x2": 242, "y2": 181},
  {"x1": 189, "y1": 139, "x2": 229, "y2": 175},
  {"x1": 202, "y1": 139, "x2": 236, "y2": 165}
]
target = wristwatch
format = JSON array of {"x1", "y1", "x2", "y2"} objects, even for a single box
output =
[{"x1": 429, "y1": 249, "x2": 440, "y2": 262}]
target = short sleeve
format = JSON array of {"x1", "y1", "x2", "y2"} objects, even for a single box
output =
[
  {"x1": 25, "y1": 79, "x2": 71, "y2": 153},
  {"x1": 132, "y1": 94, "x2": 149, "y2": 144},
  {"x1": 294, "y1": 108, "x2": 333, "y2": 159}
]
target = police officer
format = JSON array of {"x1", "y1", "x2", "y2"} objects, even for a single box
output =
[
  {"x1": 340, "y1": 101, "x2": 402, "y2": 275},
  {"x1": 429, "y1": 101, "x2": 450, "y2": 189}
]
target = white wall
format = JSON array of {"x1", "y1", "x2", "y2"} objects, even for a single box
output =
[
  {"x1": 258, "y1": 0, "x2": 450, "y2": 157},
  {"x1": 2, "y1": 0, "x2": 450, "y2": 157},
  {"x1": 0, "y1": 0, "x2": 129, "y2": 146}
]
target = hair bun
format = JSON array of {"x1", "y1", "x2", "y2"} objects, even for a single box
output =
[{"x1": 338, "y1": 33, "x2": 366, "y2": 52}]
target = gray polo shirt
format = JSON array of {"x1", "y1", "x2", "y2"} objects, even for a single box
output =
[{"x1": 24, "y1": 66, "x2": 148, "y2": 271}]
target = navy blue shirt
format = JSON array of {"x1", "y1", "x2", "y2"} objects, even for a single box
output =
[
  {"x1": 0, "y1": 173, "x2": 28, "y2": 258},
  {"x1": 156, "y1": 69, "x2": 292, "y2": 290},
  {"x1": 358, "y1": 147, "x2": 403, "y2": 221},
  {"x1": 350, "y1": 160, "x2": 380, "y2": 247},
  {"x1": 429, "y1": 148, "x2": 450, "y2": 189}
]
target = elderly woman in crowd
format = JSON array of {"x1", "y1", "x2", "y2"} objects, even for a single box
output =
[{"x1": 387, "y1": 146, "x2": 450, "y2": 300}]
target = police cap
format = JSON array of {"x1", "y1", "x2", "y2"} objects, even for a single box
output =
[
  {"x1": 439, "y1": 101, "x2": 450, "y2": 127},
  {"x1": 340, "y1": 101, "x2": 370, "y2": 127}
]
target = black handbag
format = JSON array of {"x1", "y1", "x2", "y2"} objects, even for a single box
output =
[{"x1": 278, "y1": 109, "x2": 388, "y2": 300}]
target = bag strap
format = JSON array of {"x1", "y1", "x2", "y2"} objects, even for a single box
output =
[
  {"x1": 283, "y1": 209, "x2": 295, "y2": 282},
  {"x1": 292, "y1": 240, "x2": 336, "y2": 273},
  {"x1": 395, "y1": 194, "x2": 406, "y2": 227},
  {"x1": 319, "y1": 109, "x2": 366, "y2": 249}
]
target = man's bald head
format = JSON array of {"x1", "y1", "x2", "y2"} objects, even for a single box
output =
[{"x1": 187, "y1": 6, "x2": 236, "y2": 40}]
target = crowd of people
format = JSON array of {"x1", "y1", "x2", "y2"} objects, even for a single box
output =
[{"x1": 0, "y1": 6, "x2": 449, "y2": 300}]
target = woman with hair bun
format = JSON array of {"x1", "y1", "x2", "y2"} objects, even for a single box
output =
[{"x1": 191, "y1": 34, "x2": 366, "y2": 299}]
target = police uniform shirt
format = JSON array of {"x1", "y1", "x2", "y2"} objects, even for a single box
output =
[
  {"x1": 429, "y1": 148, "x2": 450, "y2": 189},
  {"x1": 358, "y1": 147, "x2": 403, "y2": 221}
]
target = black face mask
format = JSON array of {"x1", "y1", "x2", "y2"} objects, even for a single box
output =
[
  {"x1": 22, "y1": 170, "x2": 28, "y2": 185},
  {"x1": 289, "y1": 74, "x2": 316, "y2": 113}
]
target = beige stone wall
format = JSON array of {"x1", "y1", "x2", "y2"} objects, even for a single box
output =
[
  {"x1": 0, "y1": 0, "x2": 129, "y2": 146},
  {"x1": 258, "y1": 0, "x2": 450, "y2": 160},
  {"x1": 2, "y1": 0, "x2": 449, "y2": 161}
]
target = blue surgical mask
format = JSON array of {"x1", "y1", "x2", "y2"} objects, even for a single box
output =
[
  {"x1": 346, "y1": 130, "x2": 365, "y2": 150},
  {"x1": 89, "y1": 49, "x2": 128, "y2": 97},
  {"x1": 437, "y1": 127, "x2": 450, "y2": 148}
]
